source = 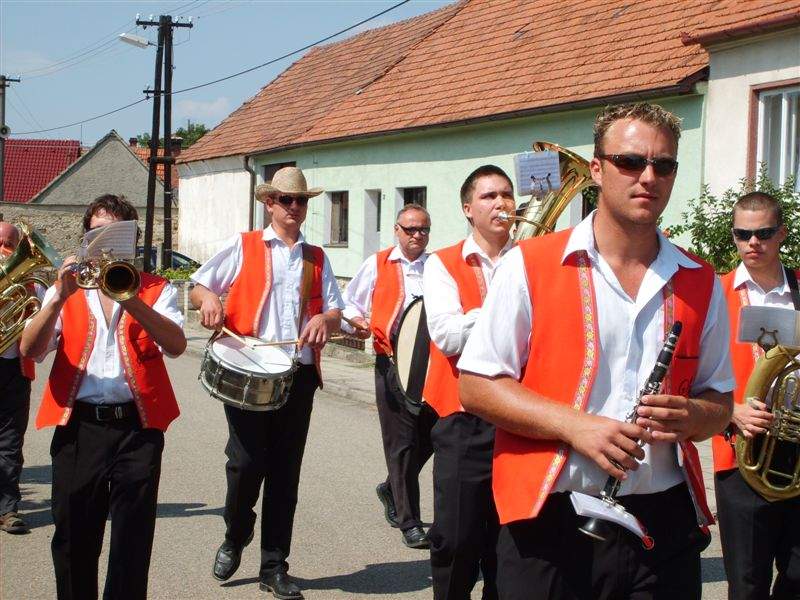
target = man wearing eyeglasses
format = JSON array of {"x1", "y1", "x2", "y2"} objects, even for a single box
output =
[
  {"x1": 341, "y1": 203, "x2": 436, "y2": 550},
  {"x1": 712, "y1": 191, "x2": 800, "y2": 600},
  {"x1": 190, "y1": 166, "x2": 343, "y2": 600},
  {"x1": 458, "y1": 103, "x2": 733, "y2": 600},
  {"x1": 422, "y1": 164, "x2": 516, "y2": 600}
]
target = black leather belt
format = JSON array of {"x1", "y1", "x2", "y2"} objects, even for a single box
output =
[{"x1": 73, "y1": 401, "x2": 137, "y2": 423}]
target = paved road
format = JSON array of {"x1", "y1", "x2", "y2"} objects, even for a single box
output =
[{"x1": 2, "y1": 335, "x2": 731, "y2": 599}]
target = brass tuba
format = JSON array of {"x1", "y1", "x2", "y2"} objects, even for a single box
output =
[
  {"x1": 0, "y1": 224, "x2": 62, "y2": 355},
  {"x1": 503, "y1": 141, "x2": 594, "y2": 241},
  {"x1": 736, "y1": 345, "x2": 800, "y2": 501}
]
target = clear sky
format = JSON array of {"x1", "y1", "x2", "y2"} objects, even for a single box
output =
[{"x1": 1, "y1": 0, "x2": 452, "y2": 145}]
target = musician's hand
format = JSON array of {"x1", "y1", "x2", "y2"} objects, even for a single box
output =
[
  {"x1": 731, "y1": 399, "x2": 773, "y2": 438},
  {"x1": 349, "y1": 316, "x2": 371, "y2": 340},
  {"x1": 635, "y1": 394, "x2": 696, "y2": 442},
  {"x1": 298, "y1": 314, "x2": 331, "y2": 350},
  {"x1": 198, "y1": 295, "x2": 224, "y2": 330},
  {"x1": 566, "y1": 412, "x2": 652, "y2": 481},
  {"x1": 53, "y1": 256, "x2": 79, "y2": 302}
]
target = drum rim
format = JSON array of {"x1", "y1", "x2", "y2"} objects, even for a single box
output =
[{"x1": 208, "y1": 337, "x2": 295, "y2": 376}]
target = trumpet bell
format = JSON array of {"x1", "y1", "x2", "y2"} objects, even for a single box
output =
[{"x1": 99, "y1": 261, "x2": 140, "y2": 302}]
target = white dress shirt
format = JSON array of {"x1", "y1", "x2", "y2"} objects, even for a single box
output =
[
  {"x1": 458, "y1": 213, "x2": 734, "y2": 496},
  {"x1": 342, "y1": 246, "x2": 427, "y2": 335},
  {"x1": 423, "y1": 234, "x2": 514, "y2": 357},
  {"x1": 35, "y1": 284, "x2": 183, "y2": 405},
  {"x1": 191, "y1": 226, "x2": 344, "y2": 365},
  {"x1": 734, "y1": 262, "x2": 796, "y2": 309}
]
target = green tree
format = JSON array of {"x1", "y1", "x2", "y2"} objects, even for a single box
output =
[
  {"x1": 667, "y1": 166, "x2": 800, "y2": 273},
  {"x1": 134, "y1": 122, "x2": 209, "y2": 149}
]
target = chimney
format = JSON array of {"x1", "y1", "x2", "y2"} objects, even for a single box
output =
[
  {"x1": 129, "y1": 137, "x2": 138, "y2": 147},
  {"x1": 170, "y1": 137, "x2": 183, "y2": 156}
]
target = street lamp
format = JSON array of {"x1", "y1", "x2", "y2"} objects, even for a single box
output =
[{"x1": 118, "y1": 33, "x2": 152, "y2": 49}]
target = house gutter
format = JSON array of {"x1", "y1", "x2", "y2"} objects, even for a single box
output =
[
  {"x1": 243, "y1": 153, "x2": 257, "y2": 230},
  {"x1": 681, "y1": 13, "x2": 800, "y2": 46}
]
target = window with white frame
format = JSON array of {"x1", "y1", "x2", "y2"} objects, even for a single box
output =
[
  {"x1": 757, "y1": 86, "x2": 800, "y2": 190},
  {"x1": 328, "y1": 191, "x2": 349, "y2": 245}
]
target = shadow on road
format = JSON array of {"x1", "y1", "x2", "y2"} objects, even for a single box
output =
[
  {"x1": 702, "y1": 555, "x2": 726, "y2": 584},
  {"x1": 156, "y1": 502, "x2": 224, "y2": 518}
]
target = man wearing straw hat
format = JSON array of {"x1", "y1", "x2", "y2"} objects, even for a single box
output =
[{"x1": 190, "y1": 166, "x2": 343, "y2": 600}]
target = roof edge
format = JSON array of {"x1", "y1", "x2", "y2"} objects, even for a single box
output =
[{"x1": 682, "y1": 11, "x2": 800, "y2": 46}]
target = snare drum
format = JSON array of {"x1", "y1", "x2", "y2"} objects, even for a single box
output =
[{"x1": 199, "y1": 335, "x2": 297, "y2": 411}]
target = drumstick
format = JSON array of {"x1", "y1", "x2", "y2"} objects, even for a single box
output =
[
  {"x1": 253, "y1": 334, "x2": 347, "y2": 347},
  {"x1": 220, "y1": 326, "x2": 255, "y2": 348}
]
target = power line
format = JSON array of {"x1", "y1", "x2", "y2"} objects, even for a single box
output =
[
  {"x1": 6, "y1": 96, "x2": 36, "y2": 130},
  {"x1": 10, "y1": 87, "x2": 44, "y2": 130},
  {"x1": 16, "y1": 98, "x2": 149, "y2": 135}
]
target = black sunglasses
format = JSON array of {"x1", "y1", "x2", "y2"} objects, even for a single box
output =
[
  {"x1": 600, "y1": 154, "x2": 678, "y2": 177},
  {"x1": 277, "y1": 195, "x2": 309, "y2": 207},
  {"x1": 396, "y1": 224, "x2": 430, "y2": 236},
  {"x1": 732, "y1": 226, "x2": 780, "y2": 242}
]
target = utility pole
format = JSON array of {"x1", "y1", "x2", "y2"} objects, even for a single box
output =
[
  {"x1": 136, "y1": 15, "x2": 192, "y2": 272},
  {"x1": 0, "y1": 76, "x2": 21, "y2": 204}
]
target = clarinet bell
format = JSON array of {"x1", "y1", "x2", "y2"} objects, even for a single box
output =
[{"x1": 579, "y1": 517, "x2": 610, "y2": 542}]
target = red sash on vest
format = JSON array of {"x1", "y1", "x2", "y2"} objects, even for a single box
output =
[
  {"x1": 224, "y1": 230, "x2": 325, "y2": 381},
  {"x1": 423, "y1": 241, "x2": 487, "y2": 418},
  {"x1": 711, "y1": 269, "x2": 800, "y2": 472},
  {"x1": 36, "y1": 272, "x2": 179, "y2": 432},
  {"x1": 493, "y1": 229, "x2": 716, "y2": 527},
  {"x1": 370, "y1": 247, "x2": 404, "y2": 356}
]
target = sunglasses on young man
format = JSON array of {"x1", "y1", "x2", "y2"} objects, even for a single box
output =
[
  {"x1": 599, "y1": 154, "x2": 679, "y2": 177},
  {"x1": 732, "y1": 226, "x2": 780, "y2": 242},
  {"x1": 396, "y1": 224, "x2": 430, "y2": 236},
  {"x1": 276, "y1": 195, "x2": 309, "y2": 207}
]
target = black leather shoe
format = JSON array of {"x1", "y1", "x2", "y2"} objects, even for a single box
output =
[
  {"x1": 376, "y1": 482, "x2": 400, "y2": 528},
  {"x1": 402, "y1": 525, "x2": 430, "y2": 549},
  {"x1": 212, "y1": 531, "x2": 253, "y2": 581},
  {"x1": 259, "y1": 571, "x2": 304, "y2": 599}
]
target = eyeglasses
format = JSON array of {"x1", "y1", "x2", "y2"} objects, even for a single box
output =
[
  {"x1": 732, "y1": 226, "x2": 780, "y2": 242},
  {"x1": 396, "y1": 224, "x2": 430, "y2": 237},
  {"x1": 276, "y1": 195, "x2": 309, "y2": 207},
  {"x1": 599, "y1": 154, "x2": 679, "y2": 177}
]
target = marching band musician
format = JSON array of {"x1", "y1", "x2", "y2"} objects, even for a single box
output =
[
  {"x1": 341, "y1": 203, "x2": 437, "y2": 549},
  {"x1": 422, "y1": 165, "x2": 516, "y2": 600},
  {"x1": 0, "y1": 222, "x2": 38, "y2": 536},
  {"x1": 189, "y1": 166, "x2": 343, "y2": 600},
  {"x1": 712, "y1": 191, "x2": 800, "y2": 599},
  {"x1": 20, "y1": 195, "x2": 186, "y2": 600},
  {"x1": 458, "y1": 103, "x2": 733, "y2": 600}
]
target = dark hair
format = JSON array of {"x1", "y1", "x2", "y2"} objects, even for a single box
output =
[
  {"x1": 733, "y1": 191, "x2": 783, "y2": 226},
  {"x1": 460, "y1": 165, "x2": 514, "y2": 205},
  {"x1": 82, "y1": 194, "x2": 139, "y2": 232},
  {"x1": 593, "y1": 102, "x2": 682, "y2": 157}
]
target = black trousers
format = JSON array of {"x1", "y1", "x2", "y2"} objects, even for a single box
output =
[
  {"x1": 50, "y1": 404, "x2": 164, "y2": 600},
  {"x1": 429, "y1": 412, "x2": 499, "y2": 600},
  {"x1": 496, "y1": 483, "x2": 708, "y2": 600},
  {"x1": 374, "y1": 354, "x2": 436, "y2": 530},
  {"x1": 0, "y1": 358, "x2": 30, "y2": 515},
  {"x1": 716, "y1": 468, "x2": 800, "y2": 600},
  {"x1": 223, "y1": 364, "x2": 319, "y2": 577}
]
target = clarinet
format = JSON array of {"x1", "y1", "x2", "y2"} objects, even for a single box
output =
[{"x1": 579, "y1": 320, "x2": 683, "y2": 542}]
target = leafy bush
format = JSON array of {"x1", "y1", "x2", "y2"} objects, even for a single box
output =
[
  {"x1": 667, "y1": 167, "x2": 799, "y2": 273},
  {"x1": 156, "y1": 266, "x2": 196, "y2": 281}
]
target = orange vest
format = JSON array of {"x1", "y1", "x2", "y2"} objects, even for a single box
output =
[
  {"x1": 710, "y1": 269, "x2": 800, "y2": 472},
  {"x1": 493, "y1": 229, "x2": 716, "y2": 526},
  {"x1": 36, "y1": 273, "x2": 179, "y2": 432},
  {"x1": 423, "y1": 241, "x2": 487, "y2": 418},
  {"x1": 21, "y1": 357, "x2": 35, "y2": 380},
  {"x1": 369, "y1": 247, "x2": 404, "y2": 356},
  {"x1": 224, "y1": 230, "x2": 325, "y2": 380}
]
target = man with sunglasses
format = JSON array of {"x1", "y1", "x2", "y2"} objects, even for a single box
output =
[
  {"x1": 422, "y1": 164, "x2": 516, "y2": 599},
  {"x1": 190, "y1": 166, "x2": 343, "y2": 600},
  {"x1": 458, "y1": 103, "x2": 733, "y2": 600},
  {"x1": 712, "y1": 191, "x2": 800, "y2": 599},
  {"x1": 341, "y1": 203, "x2": 437, "y2": 550}
]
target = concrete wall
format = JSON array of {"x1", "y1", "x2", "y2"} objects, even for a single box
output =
[
  {"x1": 703, "y1": 28, "x2": 800, "y2": 196},
  {"x1": 179, "y1": 93, "x2": 705, "y2": 276},
  {"x1": 35, "y1": 134, "x2": 165, "y2": 207}
]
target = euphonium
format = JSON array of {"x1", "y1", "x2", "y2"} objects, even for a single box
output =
[
  {"x1": 500, "y1": 141, "x2": 594, "y2": 241},
  {"x1": 736, "y1": 345, "x2": 800, "y2": 501},
  {"x1": 0, "y1": 224, "x2": 62, "y2": 355},
  {"x1": 73, "y1": 251, "x2": 140, "y2": 302}
]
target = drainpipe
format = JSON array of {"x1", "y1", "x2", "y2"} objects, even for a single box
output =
[{"x1": 243, "y1": 153, "x2": 257, "y2": 230}]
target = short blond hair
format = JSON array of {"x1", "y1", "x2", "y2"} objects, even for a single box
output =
[{"x1": 593, "y1": 102, "x2": 682, "y2": 157}]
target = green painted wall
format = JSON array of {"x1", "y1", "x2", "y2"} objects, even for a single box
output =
[{"x1": 255, "y1": 94, "x2": 705, "y2": 278}]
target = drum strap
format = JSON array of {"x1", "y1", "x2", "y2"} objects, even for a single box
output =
[
  {"x1": 298, "y1": 245, "x2": 316, "y2": 331},
  {"x1": 784, "y1": 266, "x2": 800, "y2": 311}
]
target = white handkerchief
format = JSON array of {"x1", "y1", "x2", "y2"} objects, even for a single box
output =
[
  {"x1": 80, "y1": 221, "x2": 137, "y2": 260},
  {"x1": 570, "y1": 491, "x2": 647, "y2": 541}
]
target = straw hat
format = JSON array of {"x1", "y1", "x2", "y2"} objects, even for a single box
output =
[{"x1": 255, "y1": 167, "x2": 323, "y2": 202}]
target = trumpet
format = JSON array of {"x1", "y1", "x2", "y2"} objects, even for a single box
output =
[{"x1": 71, "y1": 251, "x2": 140, "y2": 302}]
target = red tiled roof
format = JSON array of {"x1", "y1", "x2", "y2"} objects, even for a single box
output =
[
  {"x1": 131, "y1": 146, "x2": 180, "y2": 186},
  {"x1": 3, "y1": 139, "x2": 81, "y2": 203},
  {"x1": 682, "y1": 0, "x2": 800, "y2": 46},
  {"x1": 181, "y1": 0, "x2": 715, "y2": 163},
  {"x1": 180, "y1": 2, "x2": 464, "y2": 163}
]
